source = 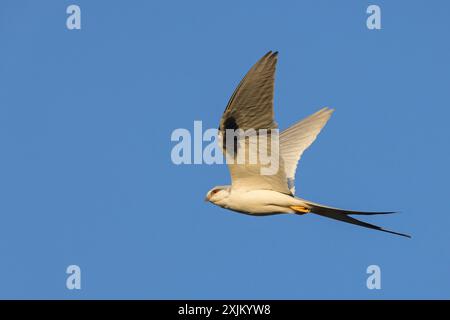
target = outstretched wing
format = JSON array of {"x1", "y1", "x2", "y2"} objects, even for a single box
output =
[
  {"x1": 280, "y1": 107, "x2": 334, "y2": 194},
  {"x1": 219, "y1": 51, "x2": 291, "y2": 194}
]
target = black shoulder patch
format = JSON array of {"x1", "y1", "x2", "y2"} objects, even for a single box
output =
[
  {"x1": 221, "y1": 116, "x2": 239, "y2": 157},
  {"x1": 223, "y1": 116, "x2": 238, "y2": 131}
]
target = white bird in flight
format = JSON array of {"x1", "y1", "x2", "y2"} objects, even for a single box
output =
[{"x1": 205, "y1": 51, "x2": 410, "y2": 238}]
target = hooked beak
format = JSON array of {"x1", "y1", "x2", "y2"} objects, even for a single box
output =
[{"x1": 204, "y1": 195, "x2": 209, "y2": 202}]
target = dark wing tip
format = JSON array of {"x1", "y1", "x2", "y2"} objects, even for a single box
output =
[
  {"x1": 267, "y1": 51, "x2": 278, "y2": 60},
  {"x1": 262, "y1": 51, "x2": 272, "y2": 58},
  {"x1": 262, "y1": 51, "x2": 278, "y2": 60}
]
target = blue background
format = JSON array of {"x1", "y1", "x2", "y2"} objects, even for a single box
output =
[{"x1": 0, "y1": 0, "x2": 449, "y2": 299}]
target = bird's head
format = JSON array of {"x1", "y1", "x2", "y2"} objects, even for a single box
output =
[{"x1": 205, "y1": 185, "x2": 230, "y2": 205}]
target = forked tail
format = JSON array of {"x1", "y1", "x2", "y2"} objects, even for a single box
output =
[{"x1": 291, "y1": 200, "x2": 411, "y2": 238}]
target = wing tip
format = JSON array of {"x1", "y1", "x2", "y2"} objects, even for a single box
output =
[
  {"x1": 263, "y1": 50, "x2": 278, "y2": 59},
  {"x1": 319, "y1": 107, "x2": 335, "y2": 114}
]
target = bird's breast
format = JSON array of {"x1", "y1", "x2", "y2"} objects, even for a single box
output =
[{"x1": 224, "y1": 189, "x2": 301, "y2": 215}]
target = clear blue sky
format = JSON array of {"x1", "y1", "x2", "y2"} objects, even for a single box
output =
[{"x1": 0, "y1": 0, "x2": 449, "y2": 299}]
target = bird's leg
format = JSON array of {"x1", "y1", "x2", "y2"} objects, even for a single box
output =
[{"x1": 290, "y1": 206, "x2": 311, "y2": 215}]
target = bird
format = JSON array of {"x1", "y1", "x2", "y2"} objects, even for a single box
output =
[{"x1": 205, "y1": 51, "x2": 410, "y2": 238}]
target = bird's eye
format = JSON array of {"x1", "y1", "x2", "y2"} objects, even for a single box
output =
[{"x1": 212, "y1": 189, "x2": 219, "y2": 195}]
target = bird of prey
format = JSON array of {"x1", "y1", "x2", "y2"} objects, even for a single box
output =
[{"x1": 205, "y1": 51, "x2": 410, "y2": 238}]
